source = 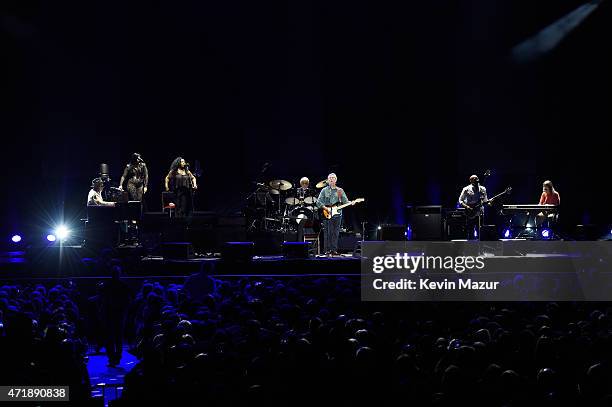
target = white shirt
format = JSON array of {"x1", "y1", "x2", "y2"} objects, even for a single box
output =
[
  {"x1": 87, "y1": 189, "x2": 114, "y2": 206},
  {"x1": 458, "y1": 184, "x2": 488, "y2": 211}
]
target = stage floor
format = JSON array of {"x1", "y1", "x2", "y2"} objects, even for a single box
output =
[{"x1": 0, "y1": 248, "x2": 361, "y2": 279}]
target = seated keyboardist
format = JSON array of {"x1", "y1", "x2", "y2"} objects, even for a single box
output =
[
  {"x1": 87, "y1": 178, "x2": 115, "y2": 207},
  {"x1": 536, "y1": 180, "x2": 560, "y2": 226}
]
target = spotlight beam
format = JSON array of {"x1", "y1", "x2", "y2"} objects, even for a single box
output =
[{"x1": 512, "y1": 1, "x2": 602, "y2": 63}]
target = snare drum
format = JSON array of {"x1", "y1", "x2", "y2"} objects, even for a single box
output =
[{"x1": 303, "y1": 196, "x2": 316, "y2": 205}]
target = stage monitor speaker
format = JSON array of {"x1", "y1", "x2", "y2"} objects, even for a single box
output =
[
  {"x1": 447, "y1": 224, "x2": 466, "y2": 240},
  {"x1": 161, "y1": 242, "x2": 194, "y2": 260},
  {"x1": 409, "y1": 205, "x2": 442, "y2": 241},
  {"x1": 339, "y1": 232, "x2": 360, "y2": 252},
  {"x1": 480, "y1": 225, "x2": 498, "y2": 241},
  {"x1": 377, "y1": 224, "x2": 406, "y2": 241},
  {"x1": 222, "y1": 242, "x2": 254, "y2": 262},
  {"x1": 575, "y1": 224, "x2": 598, "y2": 241},
  {"x1": 282, "y1": 241, "x2": 311, "y2": 259}
]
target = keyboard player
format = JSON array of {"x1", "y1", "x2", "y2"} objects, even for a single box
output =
[
  {"x1": 536, "y1": 180, "x2": 560, "y2": 226},
  {"x1": 87, "y1": 178, "x2": 116, "y2": 207}
]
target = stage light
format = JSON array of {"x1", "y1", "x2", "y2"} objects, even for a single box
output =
[
  {"x1": 46, "y1": 234, "x2": 57, "y2": 242},
  {"x1": 11, "y1": 234, "x2": 22, "y2": 243},
  {"x1": 503, "y1": 228, "x2": 511, "y2": 239},
  {"x1": 377, "y1": 226, "x2": 382, "y2": 230},
  {"x1": 55, "y1": 225, "x2": 70, "y2": 240},
  {"x1": 473, "y1": 228, "x2": 478, "y2": 238},
  {"x1": 541, "y1": 228, "x2": 552, "y2": 239}
]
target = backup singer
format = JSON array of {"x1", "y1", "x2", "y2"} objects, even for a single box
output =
[
  {"x1": 88, "y1": 178, "x2": 115, "y2": 207},
  {"x1": 458, "y1": 175, "x2": 488, "y2": 239},
  {"x1": 119, "y1": 153, "x2": 148, "y2": 201},
  {"x1": 165, "y1": 157, "x2": 197, "y2": 217},
  {"x1": 316, "y1": 173, "x2": 349, "y2": 256}
]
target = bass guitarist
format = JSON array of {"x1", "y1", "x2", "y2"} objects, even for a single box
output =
[
  {"x1": 458, "y1": 175, "x2": 489, "y2": 240},
  {"x1": 316, "y1": 173, "x2": 351, "y2": 255}
]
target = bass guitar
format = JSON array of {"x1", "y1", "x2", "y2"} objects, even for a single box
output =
[{"x1": 465, "y1": 187, "x2": 512, "y2": 219}]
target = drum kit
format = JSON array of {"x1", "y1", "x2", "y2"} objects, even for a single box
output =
[{"x1": 246, "y1": 178, "x2": 328, "y2": 234}]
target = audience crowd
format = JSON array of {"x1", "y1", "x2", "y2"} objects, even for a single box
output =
[
  {"x1": 0, "y1": 281, "x2": 91, "y2": 403},
  {"x1": 118, "y1": 276, "x2": 612, "y2": 406},
  {"x1": 1, "y1": 274, "x2": 611, "y2": 406}
]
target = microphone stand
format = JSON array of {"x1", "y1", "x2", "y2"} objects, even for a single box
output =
[
  {"x1": 242, "y1": 162, "x2": 272, "y2": 230},
  {"x1": 478, "y1": 170, "x2": 491, "y2": 240}
]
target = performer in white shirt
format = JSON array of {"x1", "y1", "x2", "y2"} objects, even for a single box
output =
[{"x1": 87, "y1": 178, "x2": 115, "y2": 207}]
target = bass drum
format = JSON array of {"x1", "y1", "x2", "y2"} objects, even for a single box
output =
[
  {"x1": 289, "y1": 206, "x2": 321, "y2": 234},
  {"x1": 289, "y1": 206, "x2": 312, "y2": 224}
]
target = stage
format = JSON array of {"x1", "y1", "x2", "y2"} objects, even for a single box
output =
[{"x1": 0, "y1": 246, "x2": 361, "y2": 279}]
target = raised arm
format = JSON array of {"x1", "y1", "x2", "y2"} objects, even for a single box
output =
[
  {"x1": 119, "y1": 165, "x2": 129, "y2": 190},
  {"x1": 143, "y1": 164, "x2": 149, "y2": 193},
  {"x1": 165, "y1": 171, "x2": 172, "y2": 191},
  {"x1": 188, "y1": 170, "x2": 197, "y2": 189}
]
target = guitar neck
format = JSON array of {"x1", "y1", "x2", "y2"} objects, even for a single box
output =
[
  {"x1": 489, "y1": 191, "x2": 507, "y2": 202},
  {"x1": 335, "y1": 199, "x2": 363, "y2": 210},
  {"x1": 339, "y1": 200, "x2": 359, "y2": 210},
  {"x1": 473, "y1": 188, "x2": 511, "y2": 208}
]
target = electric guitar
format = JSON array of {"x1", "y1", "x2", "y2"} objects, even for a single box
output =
[
  {"x1": 465, "y1": 187, "x2": 512, "y2": 219},
  {"x1": 322, "y1": 198, "x2": 365, "y2": 219}
]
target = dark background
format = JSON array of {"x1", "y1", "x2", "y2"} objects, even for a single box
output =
[{"x1": 1, "y1": 0, "x2": 610, "y2": 239}]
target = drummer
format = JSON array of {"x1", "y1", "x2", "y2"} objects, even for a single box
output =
[{"x1": 297, "y1": 177, "x2": 311, "y2": 200}]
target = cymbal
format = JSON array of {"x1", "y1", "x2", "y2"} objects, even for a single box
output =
[
  {"x1": 315, "y1": 179, "x2": 327, "y2": 189},
  {"x1": 269, "y1": 179, "x2": 292, "y2": 191},
  {"x1": 255, "y1": 182, "x2": 280, "y2": 195}
]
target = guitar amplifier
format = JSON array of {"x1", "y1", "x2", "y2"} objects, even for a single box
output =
[
  {"x1": 445, "y1": 209, "x2": 466, "y2": 240},
  {"x1": 408, "y1": 206, "x2": 442, "y2": 241}
]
